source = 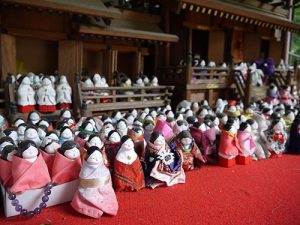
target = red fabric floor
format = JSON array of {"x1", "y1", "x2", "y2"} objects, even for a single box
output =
[{"x1": 1, "y1": 155, "x2": 300, "y2": 225}]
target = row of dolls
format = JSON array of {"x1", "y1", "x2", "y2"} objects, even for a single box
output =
[
  {"x1": 265, "y1": 83, "x2": 297, "y2": 107},
  {"x1": 16, "y1": 74, "x2": 72, "y2": 113}
]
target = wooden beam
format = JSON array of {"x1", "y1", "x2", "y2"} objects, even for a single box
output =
[{"x1": 0, "y1": 34, "x2": 16, "y2": 85}]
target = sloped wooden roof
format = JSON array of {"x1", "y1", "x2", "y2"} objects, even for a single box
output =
[
  {"x1": 181, "y1": 0, "x2": 300, "y2": 33},
  {"x1": 79, "y1": 19, "x2": 179, "y2": 43},
  {"x1": 1, "y1": 0, "x2": 121, "y2": 19}
]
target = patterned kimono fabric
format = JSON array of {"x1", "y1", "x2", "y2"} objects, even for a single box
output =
[
  {"x1": 105, "y1": 142, "x2": 121, "y2": 173},
  {"x1": 174, "y1": 140, "x2": 205, "y2": 171},
  {"x1": 144, "y1": 141, "x2": 185, "y2": 189},
  {"x1": 71, "y1": 161, "x2": 118, "y2": 218},
  {"x1": 266, "y1": 130, "x2": 286, "y2": 157},
  {"x1": 202, "y1": 127, "x2": 217, "y2": 164},
  {"x1": 113, "y1": 157, "x2": 145, "y2": 191}
]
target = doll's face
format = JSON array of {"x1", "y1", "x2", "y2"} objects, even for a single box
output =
[
  {"x1": 140, "y1": 112, "x2": 147, "y2": 120},
  {"x1": 273, "y1": 122, "x2": 283, "y2": 132},
  {"x1": 62, "y1": 110, "x2": 72, "y2": 119},
  {"x1": 234, "y1": 120, "x2": 240, "y2": 129},
  {"x1": 114, "y1": 112, "x2": 122, "y2": 120},
  {"x1": 181, "y1": 137, "x2": 192, "y2": 146},
  {"x1": 126, "y1": 116, "x2": 134, "y2": 125},
  {"x1": 136, "y1": 78, "x2": 143, "y2": 85},
  {"x1": 229, "y1": 125, "x2": 237, "y2": 134},
  {"x1": 221, "y1": 115, "x2": 228, "y2": 124},
  {"x1": 93, "y1": 74, "x2": 101, "y2": 82},
  {"x1": 42, "y1": 78, "x2": 52, "y2": 86},
  {"x1": 200, "y1": 60, "x2": 206, "y2": 67},
  {"x1": 122, "y1": 139, "x2": 134, "y2": 150},
  {"x1": 185, "y1": 110, "x2": 193, "y2": 118},
  {"x1": 67, "y1": 118, "x2": 75, "y2": 127},
  {"x1": 30, "y1": 112, "x2": 40, "y2": 122},
  {"x1": 9, "y1": 131, "x2": 18, "y2": 142},
  {"x1": 7, "y1": 150, "x2": 17, "y2": 162},
  {"x1": 125, "y1": 79, "x2": 131, "y2": 85},
  {"x1": 117, "y1": 121, "x2": 127, "y2": 130},
  {"x1": 145, "y1": 123, "x2": 154, "y2": 131},
  {"x1": 109, "y1": 132, "x2": 121, "y2": 143},
  {"x1": 176, "y1": 114, "x2": 184, "y2": 121},
  {"x1": 17, "y1": 126, "x2": 26, "y2": 135},
  {"x1": 64, "y1": 147, "x2": 80, "y2": 159},
  {"x1": 0, "y1": 142, "x2": 14, "y2": 151},
  {"x1": 158, "y1": 114, "x2": 166, "y2": 121},
  {"x1": 143, "y1": 77, "x2": 149, "y2": 84},
  {"x1": 22, "y1": 76, "x2": 31, "y2": 85},
  {"x1": 151, "y1": 77, "x2": 158, "y2": 85},
  {"x1": 131, "y1": 109, "x2": 137, "y2": 118},
  {"x1": 25, "y1": 128, "x2": 39, "y2": 139},
  {"x1": 87, "y1": 150, "x2": 102, "y2": 165},
  {"x1": 84, "y1": 123, "x2": 94, "y2": 132},
  {"x1": 153, "y1": 135, "x2": 165, "y2": 146},
  {"x1": 246, "y1": 108, "x2": 253, "y2": 114},
  {"x1": 228, "y1": 106, "x2": 237, "y2": 113},
  {"x1": 251, "y1": 121, "x2": 258, "y2": 131},
  {"x1": 45, "y1": 141, "x2": 61, "y2": 154},
  {"x1": 22, "y1": 146, "x2": 38, "y2": 159},
  {"x1": 87, "y1": 119, "x2": 96, "y2": 128},
  {"x1": 14, "y1": 119, "x2": 25, "y2": 127},
  {"x1": 150, "y1": 111, "x2": 157, "y2": 119},
  {"x1": 39, "y1": 120, "x2": 50, "y2": 127},
  {"x1": 287, "y1": 112, "x2": 295, "y2": 121},
  {"x1": 199, "y1": 109, "x2": 208, "y2": 117},
  {"x1": 38, "y1": 128, "x2": 47, "y2": 139},
  {"x1": 85, "y1": 78, "x2": 93, "y2": 85},
  {"x1": 88, "y1": 137, "x2": 103, "y2": 148},
  {"x1": 61, "y1": 129, "x2": 73, "y2": 139},
  {"x1": 245, "y1": 124, "x2": 252, "y2": 133},
  {"x1": 48, "y1": 133, "x2": 59, "y2": 141},
  {"x1": 103, "y1": 124, "x2": 113, "y2": 136},
  {"x1": 167, "y1": 111, "x2": 174, "y2": 118},
  {"x1": 213, "y1": 118, "x2": 220, "y2": 126}
]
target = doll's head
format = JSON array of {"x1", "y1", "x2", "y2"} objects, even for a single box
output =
[
  {"x1": 17, "y1": 140, "x2": 38, "y2": 162},
  {"x1": 93, "y1": 73, "x2": 101, "y2": 83},
  {"x1": 157, "y1": 113, "x2": 167, "y2": 121},
  {"x1": 133, "y1": 117, "x2": 143, "y2": 128},
  {"x1": 0, "y1": 136, "x2": 15, "y2": 153},
  {"x1": 42, "y1": 139, "x2": 61, "y2": 154},
  {"x1": 184, "y1": 109, "x2": 193, "y2": 118},
  {"x1": 139, "y1": 111, "x2": 147, "y2": 120},
  {"x1": 87, "y1": 134, "x2": 103, "y2": 149},
  {"x1": 178, "y1": 130, "x2": 193, "y2": 146},
  {"x1": 193, "y1": 122, "x2": 207, "y2": 132},
  {"x1": 37, "y1": 119, "x2": 50, "y2": 128},
  {"x1": 150, "y1": 110, "x2": 157, "y2": 119},
  {"x1": 129, "y1": 109, "x2": 138, "y2": 118},
  {"x1": 1, "y1": 145, "x2": 18, "y2": 161},
  {"x1": 224, "y1": 118, "x2": 237, "y2": 134},
  {"x1": 13, "y1": 118, "x2": 25, "y2": 128},
  {"x1": 197, "y1": 107, "x2": 208, "y2": 118},
  {"x1": 271, "y1": 119, "x2": 284, "y2": 133},
  {"x1": 86, "y1": 117, "x2": 97, "y2": 128},
  {"x1": 59, "y1": 141, "x2": 80, "y2": 159},
  {"x1": 24, "y1": 126, "x2": 39, "y2": 140},
  {"x1": 144, "y1": 114, "x2": 154, "y2": 122},
  {"x1": 37, "y1": 125, "x2": 48, "y2": 139},
  {"x1": 150, "y1": 76, "x2": 158, "y2": 86},
  {"x1": 187, "y1": 116, "x2": 197, "y2": 126},
  {"x1": 285, "y1": 110, "x2": 295, "y2": 121},
  {"x1": 143, "y1": 120, "x2": 155, "y2": 131},
  {"x1": 59, "y1": 75, "x2": 68, "y2": 84},
  {"x1": 191, "y1": 102, "x2": 200, "y2": 113},
  {"x1": 80, "y1": 121, "x2": 95, "y2": 133},
  {"x1": 246, "y1": 119, "x2": 258, "y2": 131},
  {"x1": 239, "y1": 122, "x2": 251, "y2": 132},
  {"x1": 17, "y1": 123, "x2": 27, "y2": 136},
  {"x1": 108, "y1": 130, "x2": 121, "y2": 143},
  {"x1": 149, "y1": 131, "x2": 165, "y2": 146},
  {"x1": 60, "y1": 109, "x2": 72, "y2": 119},
  {"x1": 3, "y1": 128, "x2": 18, "y2": 144},
  {"x1": 125, "y1": 113, "x2": 135, "y2": 126},
  {"x1": 117, "y1": 119, "x2": 128, "y2": 130},
  {"x1": 45, "y1": 131, "x2": 59, "y2": 141},
  {"x1": 175, "y1": 113, "x2": 184, "y2": 121},
  {"x1": 41, "y1": 76, "x2": 52, "y2": 86},
  {"x1": 165, "y1": 110, "x2": 174, "y2": 119},
  {"x1": 129, "y1": 126, "x2": 143, "y2": 137},
  {"x1": 120, "y1": 135, "x2": 134, "y2": 151},
  {"x1": 85, "y1": 146, "x2": 103, "y2": 165},
  {"x1": 28, "y1": 111, "x2": 41, "y2": 125},
  {"x1": 60, "y1": 127, "x2": 73, "y2": 140},
  {"x1": 102, "y1": 121, "x2": 114, "y2": 134}
]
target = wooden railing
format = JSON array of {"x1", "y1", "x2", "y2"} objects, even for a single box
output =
[
  {"x1": 189, "y1": 67, "x2": 230, "y2": 86},
  {"x1": 76, "y1": 75, "x2": 174, "y2": 117}
]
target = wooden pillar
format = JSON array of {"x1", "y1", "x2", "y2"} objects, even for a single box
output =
[
  {"x1": 0, "y1": 34, "x2": 16, "y2": 85},
  {"x1": 164, "y1": 8, "x2": 170, "y2": 66},
  {"x1": 58, "y1": 40, "x2": 82, "y2": 116},
  {"x1": 244, "y1": 69, "x2": 253, "y2": 104},
  {"x1": 135, "y1": 49, "x2": 142, "y2": 76}
]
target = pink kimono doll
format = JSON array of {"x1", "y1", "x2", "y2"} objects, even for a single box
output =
[
  {"x1": 36, "y1": 76, "x2": 56, "y2": 113},
  {"x1": 264, "y1": 119, "x2": 287, "y2": 158},
  {"x1": 144, "y1": 131, "x2": 186, "y2": 189},
  {"x1": 71, "y1": 146, "x2": 118, "y2": 218},
  {"x1": 0, "y1": 145, "x2": 18, "y2": 188},
  {"x1": 279, "y1": 85, "x2": 293, "y2": 106},
  {"x1": 237, "y1": 122, "x2": 256, "y2": 165},
  {"x1": 172, "y1": 130, "x2": 205, "y2": 171},
  {"x1": 74, "y1": 131, "x2": 90, "y2": 148},
  {"x1": 154, "y1": 119, "x2": 175, "y2": 143},
  {"x1": 201, "y1": 120, "x2": 218, "y2": 164},
  {"x1": 51, "y1": 141, "x2": 82, "y2": 185},
  {"x1": 218, "y1": 119, "x2": 242, "y2": 168},
  {"x1": 264, "y1": 84, "x2": 280, "y2": 106},
  {"x1": 11, "y1": 140, "x2": 51, "y2": 194},
  {"x1": 40, "y1": 138, "x2": 61, "y2": 175}
]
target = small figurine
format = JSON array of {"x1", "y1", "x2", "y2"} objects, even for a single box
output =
[
  {"x1": 265, "y1": 84, "x2": 280, "y2": 106},
  {"x1": 133, "y1": 77, "x2": 144, "y2": 87},
  {"x1": 265, "y1": 119, "x2": 287, "y2": 158},
  {"x1": 144, "y1": 131, "x2": 185, "y2": 189},
  {"x1": 10, "y1": 140, "x2": 51, "y2": 194},
  {"x1": 71, "y1": 146, "x2": 118, "y2": 218},
  {"x1": 116, "y1": 119, "x2": 128, "y2": 137},
  {"x1": 124, "y1": 113, "x2": 135, "y2": 128},
  {"x1": 81, "y1": 77, "x2": 94, "y2": 88},
  {"x1": 16, "y1": 76, "x2": 36, "y2": 113},
  {"x1": 105, "y1": 130, "x2": 122, "y2": 172},
  {"x1": 218, "y1": 119, "x2": 242, "y2": 167},
  {"x1": 17, "y1": 123, "x2": 27, "y2": 143},
  {"x1": 12, "y1": 118, "x2": 25, "y2": 128},
  {"x1": 128, "y1": 127, "x2": 146, "y2": 159},
  {"x1": 37, "y1": 125, "x2": 48, "y2": 140},
  {"x1": 172, "y1": 130, "x2": 205, "y2": 171},
  {"x1": 52, "y1": 141, "x2": 82, "y2": 184},
  {"x1": 279, "y1": 85, "x2": 293, "y2": 106},
  {"x1": 27, "y1": 110, "x2": 41, "y2": 126},
  {"x1": 0, "y1": 145, "x2": 18, "y2": 187},
  {"x1": 24, "y1": 126, "x2": 42, "y2": 147},
  {"x1": 100, "y1": 121, "x2": 114, "y2": 142},
  {"x1": 56, "y1": 75, "x2": 72, "y2": 109},
  {"x1": 143, "y1": 120, "x2": 155, "y2": 143},
  {"x1": 150, "y1": 76, "x2": 159, "y2": 86},
  {"x1": 113, "y1": 135, "x2": 145, "y2": 191},
  {"x1": 37, "y1": 76, "x2": 57, "y2": 113},
  {"x1": 237, "y1": 122, "x2": 256, "y2": 165},
  {"x1": 2, "y1": 128, "x2": 18, "y2": 145},
  {"x1": 59, "y1": 127, "x2": 74, "y2": 144},
  {"x1": 40, "y1": 138, "x2": 61, "y2": 174}
]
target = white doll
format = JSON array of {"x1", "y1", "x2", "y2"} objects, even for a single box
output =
[
  {"x1": 17, "y1": 76, "x2": 36, "y2": 113},
  {"x1": 24, "y1": 126, "x2": 42, "y2": 147},
  {"x1": 37, "y1": 76, "x2": 57, "y2": 113},
  {"x1": 150, "y1": 76, "x2": 159, "y2": 86},
  {"x1": 56, "y1": 75, "x2": 72, "y2": 109},
  {"x1": 117, "y1": 119, "x2": 128, "y2": 137}
]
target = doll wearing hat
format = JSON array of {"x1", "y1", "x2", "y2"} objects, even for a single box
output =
[
  {"x1": 16, "y1": 76, "x2": 36, "y2": 113},
  {"x1": 37, "y1": 76, "x2": 57, "y2": 113}
]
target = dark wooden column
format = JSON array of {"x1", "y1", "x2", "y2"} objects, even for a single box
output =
[{"x1": 244, "y1": 69, "x2": 253, "y2": 104}]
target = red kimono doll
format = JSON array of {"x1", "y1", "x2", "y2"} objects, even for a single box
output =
[
  {"x1": 218, "y1": 119, "x2": 242, "y2": 168},
  {"x1": 51, "y1": 141, "x2": 82, "y2": 185},
  {"x1": 11, "y1": 140, "x2": 51, "y2": 194},
  {"x1": 128, "y1": 127, "x2": 146, "y2": 159},
  {"x1": 0, "y1": 145, "x2": 18, "y2": 188},
  {"x1": 172, "y1": 131, "x2": 205, "y2": 171},
  {"x1": 105, "y1": 130, "x2": 122, "y2": 173},
  {"x1": 113, "y1": 136, "x2": 145, "y2": 191}
]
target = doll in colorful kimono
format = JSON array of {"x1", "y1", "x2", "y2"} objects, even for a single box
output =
[
  {"x1": 113, "y1": 135, "x2": 145, "y2": 191},
  {"x1": 218, "y1": 119, "x2": 242, "y2": 167},
  {"x1": 128, "y1": 126, "x2": 146, "y2": 159},
  {"x1": 2, "y1": 128, "x2": 18, "y2": 145},
  {"x1": 24, "y1": 126, "x2": 42, "y2": 147},
  {"x1": 10, "y1": 140, "x2": 51, "y2": 194},
  {"x1": 237, "y1": 122, "x2": 256, "y2": 165},
  {"x1": 56, "y1": 75, "x2": 72, "y2": 109},
  {"x1": 83, "y1": 134, "x2": 108, "y2": 166},
  {"x1": 0, "y1": 145, "x2": 18, "y2": 188},
  {"x1": 265, "y1": 84, "x2": 280, "y2": 106},
  {"x1": 288, "y1": 114, "x2": 300, "y2": 154},
  {"x1": 0, "y1": 115, "x2": 9, "y2": 133},
  {"x1": 59, "y1": 127, "x2": 74, "y2": 144},
  {"x1": 144, "y1": 131, "x2": 185, "y2": 189},
  {"x1": 37, "y1": 76, "x2": 57, "y2": 113},
  {"x1": 172, "y1": 130, "x2": 205, "y2": 171},
  {"x1": 279, "y1": 85, "x2": 293, "y2": 106},
  {"x1": 105, "y1": 130, "x2": 122, "y2": 172},
  {"x1": 71, "y1": 146, "x2": 118, "y2": 218},
  {"x1": 143, "y1": 119, "x2": 155, "y2": 143},
  {"x1": 201, "y1": 120, "x2": 218, "y2": 164},
  {"x1": 16, "y1": 76, "x2": 36, "y2": 113},
  {"x1": 173, "y1": 120, "x2": 188, "y2": 136},
  {"x1": 265, "y1": 119, "x2": 287, "y2": 158},
  {"x1": 116, "y1": 119, "x2": 128, "y2": 137},
  {"x1": 52, "y1": 141, "x2": 82, "y2": 185},
  {"x1": 0, "y1": 136, "x2": 15, "y2": 154},
  {"x1": 27, "y1": 111, "x2": 41, "y2": 126},
  {"x1": 246, "y1": 119, "x2": 267, "y2": 160}
]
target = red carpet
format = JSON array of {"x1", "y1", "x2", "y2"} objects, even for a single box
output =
[{"x1": 1, "y1": 155, "x2": 300, "y2": 225}]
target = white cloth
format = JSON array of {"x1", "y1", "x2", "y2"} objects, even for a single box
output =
[
  {"x1": 37, "y1": 84, "x2": 56, "y2": 105},
  {"x1": 17, "y1": 84, "x2": 36, "y2": 106}
]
